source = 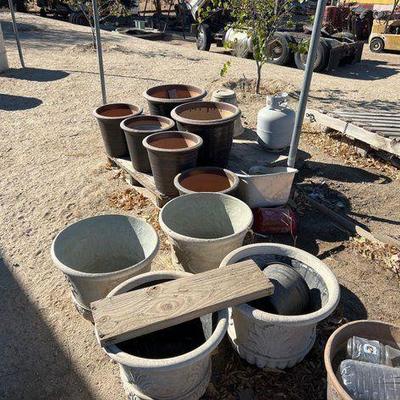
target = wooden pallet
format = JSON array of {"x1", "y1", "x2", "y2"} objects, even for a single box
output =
[
  {"x1": 109, "y1": 136, "x2": 307, "y2": 208},
  {"x1": 306, "y1": 108, "x2": 400, "y2": 158}
]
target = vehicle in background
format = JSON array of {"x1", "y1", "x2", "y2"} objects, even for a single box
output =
[{"x1": 369, "y1": 19, "x2": 400, "y2": 52}]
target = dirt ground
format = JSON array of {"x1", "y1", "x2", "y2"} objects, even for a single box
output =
[{"x1": 1, "y1": 11, "x2": 399, "y2": 400}]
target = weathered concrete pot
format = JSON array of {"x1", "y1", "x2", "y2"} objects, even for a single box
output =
[
  {"x1": 121, "y1": 115, "x2": 175, "y2": 173},
  {"x1": 101, "y1": 270, "x2": 229, "y2": 400},
  {"x1": 171, "y1": 101, "x2": 240, "y2": 167},
  {"x1": 51, "y1": 215, "x2": 159, "y2": 319},
  {"x1": 324, "y1": 320, "x2": 400, "y2": 400},
  {"x1": 93, "y1": 103, "x2": 143, "y2": 158},
  {"x1": 220, "y1": 243, "x2": 340, "y2": 369},
  {"x1": 159, "y1": 193, "x2": 253, "y2": 273},
  {"x1": 236, "y1": 166, "x2": 298, "y2": 208},
  {"x1": 143, "y1": 131, "x2": 203, "y2": 196},
  {"x1": 143, "y1": 84, "x2": 207, "y2": 117},
  {"x1": 174, "y1": 167, "x2": 239, "y2": 196}
]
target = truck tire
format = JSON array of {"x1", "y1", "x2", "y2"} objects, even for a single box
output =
[
  {"x1": 369, "y1": 37, "x2": 384, "y2": 53},
  {"x1": 196, "y1": 24, "x2": 212, "y2": 51},
  {"x1": 267, "y1": 33, "x2": 292, "y2": 65},
  {"x1": 294, "y1": 39, "x2": 329, "y2": 72}
]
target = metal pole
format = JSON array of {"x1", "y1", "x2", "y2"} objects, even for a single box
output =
[
  {"x1": 92, "y1": 0, "x2": 107, "y2": 104},
  {"x1": 8, "y1": 0, "x2": 25, "y2": 68},
  {"x1": 287, "y1": 0, "x2": 328, "y2": 167}
]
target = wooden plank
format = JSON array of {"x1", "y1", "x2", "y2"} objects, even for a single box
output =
[
  {"x1": 335, "y1": 110, "x2": 400, "y2": 117},
  {"x1": 378, "y1": 132, "x2": 400, "y2": 137},
  {"x1": 332, "y1": 116, "x2": 400, "y2": 123},
  {"x1": 92, "y1": 260, "x2": 274, "y2": 346},
  {"x1": 369, "y1": 127, "x2": 400, "y2": 132},
  {"x1": 306, "y1": 109, "x2": 400, "y2": 157}
]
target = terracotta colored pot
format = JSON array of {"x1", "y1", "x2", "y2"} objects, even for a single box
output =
[
  {"x1": 171, "y1": 101, "x2": 240, "y2": 167},
  {"x1": 324, "y1": 320, "x2": 400, "y2": 400},
  {"x1": 143, "y1": 131, "x2": 203, "y2": 196},
  {"x1": 174, "y1": 167, "x2": 239, "y2": 196},
  {"x1": 93, "y1": 103, "x2": 143, "y2": 158},
  {"x1": 143, "y1": 84, "x2": 207, "y2": 117},
  {"x1": 121, "y1": 115, "x2": 175, "y2": 173}
]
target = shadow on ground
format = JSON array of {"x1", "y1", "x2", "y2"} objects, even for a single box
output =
[
  {"x1": 0, "y1": 93, "x2": 43, "y2": 111},
  {"x1": 0, "y1": 251, "x2": 96, "y2": 399},
  {"x1": 1, "y1": 67, "x2": 69, "y2": 82}
]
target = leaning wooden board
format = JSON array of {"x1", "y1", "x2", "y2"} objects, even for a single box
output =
[
  {"x1": 92, "y1": 260, "x2": 274, "y2": 346},
  {"x1": 306, "y1": 108, "x2": 400, "y2": 158}
]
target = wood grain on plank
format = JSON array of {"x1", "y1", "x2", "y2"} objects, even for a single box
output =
[{"x1": 92, "y1": 260, "x2": 273, "y2": 346}]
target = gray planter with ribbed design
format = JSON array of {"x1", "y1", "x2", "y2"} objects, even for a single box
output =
[
  {"x1": 220, "y1": 243, "x2": 340, "y2": 369},
  {"x1": 100, "y1": 271, "x2": 228, "y2": 400}
]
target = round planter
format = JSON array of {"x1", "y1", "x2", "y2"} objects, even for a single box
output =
[
  {"x1": 211, "y1": 89, "x2": 244, "y2": 137},
  {"x1": 219, "y1": 243, "x2": 340, "y2": 369},
  {"x1": 101, "y1": 270, "x2": 229, "y2": 400},
  {"x1": 143, "y1": 84, "x2": 207, "y2": 117},
  {"x1": 159, "y1": 193, "x2": 253, "y2": 274},
  {"x1": 51, "y1": 214, "x2": 159, "y2": 319},
  {"x1": 171, "y1": 101, "x2": 240, "y2": 167},
  {"x1": 143, "y1": 131, "x2": 203, "y2": 196},
  {"x1": 121, "y1": 115, "x2": 175, "y2": 173},
  {"x1": 93, "y1": 103, "x2": 143, "y2": 158},
  {"x1": 174, "y1": 167, "x2": 239, "y2": 196},
  {"x1": 324, "y1": 320, "x2": 400, "y2": 400}
]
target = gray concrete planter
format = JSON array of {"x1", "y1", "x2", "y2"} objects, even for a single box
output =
[
  {"x1": 51, "y1": 214, "x2": 159, "y2": 320},
  {"x1": 324, "y1": 320, "x2": 400, "y2": 400},
  {"x1": 101, "y1": 271, "x2": 229, "y2": 400},
  {"x1": 159, "y1": 193, "x2": 253, "y2": 273},
  {"x1": 220, "y1": 243, "x2": 340, "y2": 369}
]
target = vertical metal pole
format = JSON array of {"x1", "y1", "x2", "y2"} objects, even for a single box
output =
[
  {"x1": 287, "y1": 0, "x2": 328, "y2": 167},
  {"x1": 92, "y1": 0, "x2": 107, "y2": 104},
  {"x1": 8, "y1": 0, "x2": 25, "y2": 68}
]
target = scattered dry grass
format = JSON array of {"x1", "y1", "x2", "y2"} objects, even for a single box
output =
[{"x1": 302, "y1": 123, "x2": 399, "y2": 180}]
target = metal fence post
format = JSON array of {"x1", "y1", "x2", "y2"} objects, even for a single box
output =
[{"x1": 8, "y1": 0, "x2": 25, "y2": 68}]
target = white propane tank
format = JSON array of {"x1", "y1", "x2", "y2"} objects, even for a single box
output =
[{"x1": 256, "y1": 93, "x2": 295, "y2": 151}]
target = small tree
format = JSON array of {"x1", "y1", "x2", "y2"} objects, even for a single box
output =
[{"x1": 202, "y1": 0, "x2": 296, "y2": 94}]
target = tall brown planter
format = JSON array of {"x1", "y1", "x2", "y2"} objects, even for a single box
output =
[
  {"x1": 93, "y1": 103, "x2": 143, "y2": 158},
  {"x1": 143, "y1": 84, "x2": 207, "y2": 117},
  {"x1": 171, "y1": 101, "x2": 240, "y2": 167},
  {"x1": 121, "y1": 115, "x2": 175, "y2": 173},
  {"x1": 143, "y1": 131, "x2": 203, "y2": 196}
]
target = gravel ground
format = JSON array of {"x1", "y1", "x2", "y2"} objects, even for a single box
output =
[{"x1": 1, "y1": 12, "x2": 399, "y2": 400}]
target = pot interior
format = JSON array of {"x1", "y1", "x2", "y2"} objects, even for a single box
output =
[
  {"x1": 53, "y1": 215, "x2": 157, "y2": 274},
  {"x1": 148, "y1": 133, "x2": 197, "y2": 150},
  {"x1": 97, "y1": 104, "x2": 140, "y2": 118},
  {"x1": 117, "y1": 278, "x2": 215, "y2": 359},
  {"x1": 124, "y1": 116, "x2": 172, "y2": 132},
  {"x1": 161, "y1": 194, "x2": 251, "y2": 239},
  {"x1": 178, "y1": 103, "x2": 235, "y2": 121},
  {"x1": 236, "y1": 254, "x2": 329, "y2": 315},
  {"x1": 179, "y1": 169, "x2": 234, "y2": 192},
  {"x1": 147, "y1": 84, "x2": 203, "y2": 100}
]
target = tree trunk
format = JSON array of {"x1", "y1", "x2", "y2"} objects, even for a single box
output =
[{"x1": 255, "y1": 62, "x2": 262, "y2": 94}]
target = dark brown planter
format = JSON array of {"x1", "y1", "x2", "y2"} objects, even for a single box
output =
[
  {"x1": 174, "y1": 167, "x2": 239, "y2": 196},
  {"x1": 143, "y1": 131, "x2": 203, "y2": 196},
  {"x1": 120, "y1": 115, "x2": 175, "y2": 173},
  {"x1": 93, "y1": 103, "x2": 143, "y2": 158},
  {"x1": 324, "y1": 320, "x2": 400, "y2": 400},
  {"x1": 143, "y1": 84, "x2": 207, "y2": 117},
  {"x1": 171, "y1": 101, "x2": 240, "y2": 167}
]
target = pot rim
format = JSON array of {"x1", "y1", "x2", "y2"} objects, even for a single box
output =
[
  {"x1": 235, "y1": 166, "x2": 298, "y2": 178},
  {"x1": 219, "y1": 243, "x2": 340, "y2": 325},
  {"x1": 323, "y1": 319, "x2": 399, "y2": 400},
  {"x1": 101, "y1": 270, "x2": 229, "y2": 370},
  {"x1": 93, "y1": 103, "x2": 143, "y2": 121},
  {"x1": 143, "y1": 84, "x2": 207, "y2": 104},
  {"x1": 120, "y1": 115, "x2": 175, "y2": 135},
  {"x1": 51, "y1": 214, "x2": 159, "y2": 279},
  {"x1": 171, "y1": 101, "x2": 241, "y2": 126},
  {"x1": 159, "y1": 192, "x2": 253, "y2": 243},
  {"x1": 142, "y1": 130, "x2": 203, "y2": 153},
  {"x1": 173, "y1": 167, "x2": 240, "y2": 195}
]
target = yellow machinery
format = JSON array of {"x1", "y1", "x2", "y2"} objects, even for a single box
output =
[{"x1": 369, "y1": 19, "x2": 400, "y2": 52}]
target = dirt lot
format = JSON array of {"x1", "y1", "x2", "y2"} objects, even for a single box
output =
[{"x1": 0, "y1": 12, "x2": 399, "y2": 400}]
